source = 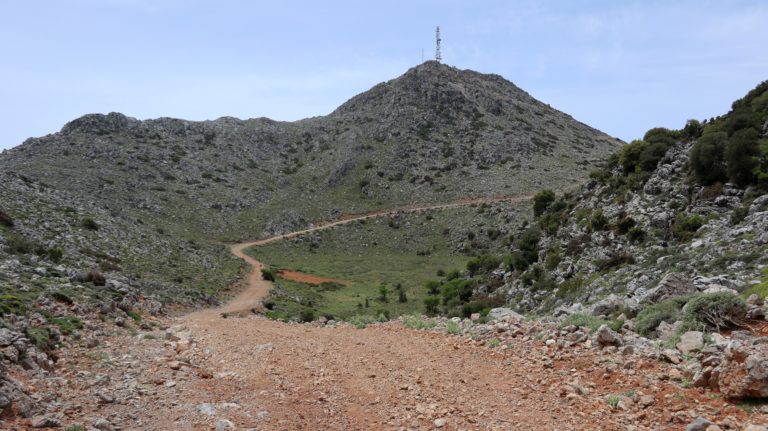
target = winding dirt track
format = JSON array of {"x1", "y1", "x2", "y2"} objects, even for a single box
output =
[
  {"x1": 220, "y1": 194, "x2": 533, "y2": 316},
  {"x1": 134, "y1": 193, "x2": 753, "y2": 430}
]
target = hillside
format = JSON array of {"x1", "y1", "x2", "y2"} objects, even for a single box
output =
[{"x1": 0, "y1": 61, "x2": 620, "y2": 244}]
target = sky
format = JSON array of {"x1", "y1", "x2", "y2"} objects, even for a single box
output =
[{"x1": 1, "y1": 0, "x2": 767, "y2": 150}]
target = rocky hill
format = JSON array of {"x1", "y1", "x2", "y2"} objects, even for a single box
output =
[
  {"x1": 490, "y1": 81, "x2": 768, "y2": 319},
  {"x1": 0, "y1": 61, "x2": 619, "y2": 244}
]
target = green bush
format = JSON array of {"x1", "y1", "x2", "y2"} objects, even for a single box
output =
[
  {"x1": 51, "y1": 316, "x2": 84, "y2": 335},
  {"x1": 683, "y1": 293, "x2": 747, "y2": 331},
  {"x1": 47, "y1": 247, "x2": 64, "y2": 263},
  {"x1": 507, "y1": 227, "x2": 541, "y2": 271},
  {"x1": 424, "y1": 297, "x2": 440, "y2": 315},
  {"x1": 726, "y1": 127, "x2": 759, "y2": 186},
  {"x1": 595, "y1": 251, "x2": 635, "y2": 271},
  {"x1": 402, "y1": 315, "x2": 437, "y2": 330},
  {"x1": 466, "y1": 254, "x2": 501, "y2": 276},
  {"x1": 445, "y1": 269, "x2": 461, "y2": 281},
  {"x1": 533, "y1": 189, "x2": 556, "y2": 217},
  {"x1": 0, "y1": 209, "x2": 13, "y2": 227},
  {"x1": 683, "y1": 119, "x2": 703, "y2": 140},
  {"x1": 673, "y1": 214, "x2": 704, "y2": 242},
  {"x1": 81, "y1": 218, "x2": 99, "y2": 231},
  {"x1": 616, "y1": 216, "x2": 636, "y2": 234},
  {"x1": 690, "y1": 132, "x2": 727, "y2": 185},
  {"x1": 347, "y1": 314, "x2": 378, "y2": 329},
  {"x1": 25, "y1": 327, "x2": 54, "y2": 351},
  {"x1": 635, "y1": 296, "x2": 689, "y2": 337},
  {"x1": 556, "y1": 277, "x2": 586, "y2": 300},
  {"x1": 559, "y1": 313, "x2": 618, "y2": 332},
  {"x1": 261, "y1": 268, "x2": 276, "y2": 282},
  {"x1": 6, "y1": 234, "x2": 34, "y2": 254},
  {"x1": 0, "y1": 295, "x2": 26, "y2": 315},
  {"x1": 441, "y1": 279, "x2": 475, "y2": 305},
  {"x1": 589, "y1": 209, "x2": 608, "y2": 231},
  {"x1": 424, "y1": 280, "x2": 441, "y2": 295},
  {"x1": 299, "y1": 308, "x2": 316, "y2": 323},
  {"x1": 627, "y1": 227, "x2": 646, "y2": 243}
]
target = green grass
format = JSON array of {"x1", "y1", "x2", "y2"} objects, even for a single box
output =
[
  {"x1": 402, "y1": 315, "x2": 438, "y2": 330},
  {"x1": 445, "y1": 320, "x2": 462, "y2": 335},
  {"x1": 248, "y1": 211, "x2": 474, "y2": 321},
  {"x1": 743, "y1": 267, "x2": 768, "y2": 299}
]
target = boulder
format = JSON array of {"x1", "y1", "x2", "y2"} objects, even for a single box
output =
[
  {"x1": 644, "y1": 273, "x2": 695, "y2": 304},
  {"x1": 685, "y1": 416, "x2": 713, "y2": 431},
  {"x1": 488, "y1": 308, "x2": 523, "y2": 322},
  {"x1": 677, "y1": 331, "x2": 704, "y2": 355},
  {"x1": 717, "y1": 340, "x2": 768, "y2": 398},
  {"x1": 594, "y1": 324, "x2": 623, "y2": 347}
]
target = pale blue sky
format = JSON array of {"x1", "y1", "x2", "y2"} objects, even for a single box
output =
[{"x1": 1, "y1": 0, "x2": 767, "y2": 149}]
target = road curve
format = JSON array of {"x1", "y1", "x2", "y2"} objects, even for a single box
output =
[{"x1": 217, "y1": 194, "x2": 533, "y2": 316}]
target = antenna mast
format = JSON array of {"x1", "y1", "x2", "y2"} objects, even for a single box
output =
[{"x1": 435, "y1": 26, "x2": 442, "y2": 62}]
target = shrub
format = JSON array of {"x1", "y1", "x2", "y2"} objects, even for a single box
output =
[
  {"x1": 425, "y1": 280, "x2": 441, "y2": 295},
  {"x1": 731, "y1": 206, "x2": 749, "y2": 225},
  {"x1": 261, "y1": 268, "x2": 276, "y2": 282},
  {"x1": 559, "y1": 313, "x2": 612, "y2": 332},
  {"x1": 533, "y1": 189, "x2": 556, "y2": 217},
  {"x1": 683, "y1": 293, "x2": 747, "y2": 331},
  {"x1": 378, "y1": 284, "x2": 389, "y2": 302},
  {"x1": 508, "y1": 227, "x2": 541, "y2": 271},
  {"x1": 556, "y1": 277, "x2": 586, "y2": 300},
  {"x1": 627, "y1": 227, "x2": 646, "y2": 243},
  {"x1": 635, "y1": 296, "x2": 689, "y2": 337},
  {"x1": 52, "y1": 316, "x2": 84, "y2": 335},
  {"x1": 0, "y1": 209, "x2": 13, "y2": 227},
  {"x1": 466, "y1": 254, "x2": 501, "y2": 276},
  {"x1": 397, "y1": 289, "x2": 408, "y2": 303},
  {"x1": 47, "y1": 247, "x2": 64, "y2": 263},
  {"x1": 0, "y1": 295, "x2": 26, "y2": 315},
  {"x1": 441, "y1": 279, "x2": 475, "y2": 305},
  {"x1": 348, "y1": 314, "x2": 378, "y2": 329},
  {"x1": 616, "y1": 216, "x2": 636, "y2": 234},
  {"x1": 402, "y1": 315, "x2": 437, "y2": 330},
  {"x1": 589, "y1": 209, "x2": 608, "y2": 231},
  {"x1": 595, "y1": 251, "x2": 635, "y2": 271},
  {"x1": 690, "y1": 132, "x2": 727, "y2": 185},
  {"x1": 673, "y1": 214, "x2": 704, "y2": 241},
  {"x1": 445, "y1": 269, "x2": 461, "y2": 281},
  {"x1": 683, "y1": 119, "x2": 703, "y2": 140},
  {"x1": 299, "y1": 308, "x2": 316, "y2": 323},
  {"x1": 81, "y1": 218, "x2": 99, "y2": 231},
  {"x1": 6, "y1": 234, "x2": 34, "y2": 254},
  {"x1": 445, "y1": 320, "x2": 461, "y2": 335},
  {"x1": 424, "y1": 297, "x2": 440, "y2": 315},
  {"x1": 25, "y1": 327, "x2": 53, "y2": 351},
  {"x1": 726, "y1": 127, "x2": 759, "y2": 186}
]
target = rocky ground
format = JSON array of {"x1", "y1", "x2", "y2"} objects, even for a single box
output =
[{"x1": 3, "y1": 300, "x2": 768, "y2": 430}]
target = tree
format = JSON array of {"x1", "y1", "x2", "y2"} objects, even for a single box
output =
[
  {"x1": 690, "y1": 132, "x2": 727, "y2": 185},
  {"x1": 378, "y1": 284, "x2": 389, "y2": 302},
  {"x1": 683, "y1": 119, "x2": 703, "y2": 140},
  {"x1": 532, "y1": 189, "x2": 555, "y2": 217},
  {"x1": 726, "y1": 127, "x2": 759, "y2": 186}
]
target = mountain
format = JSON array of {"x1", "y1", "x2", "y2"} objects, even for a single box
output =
[{"x1": 0, "y1": 61, "x2": 620, "y2": 245}]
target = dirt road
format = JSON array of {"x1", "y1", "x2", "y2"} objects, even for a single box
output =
[
  {"x1": 223, "y1": 194, "x2": 533, "y2": 316},
  {"x1": 44, "y1": 194, "x2": 758, "y2": 430}
]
